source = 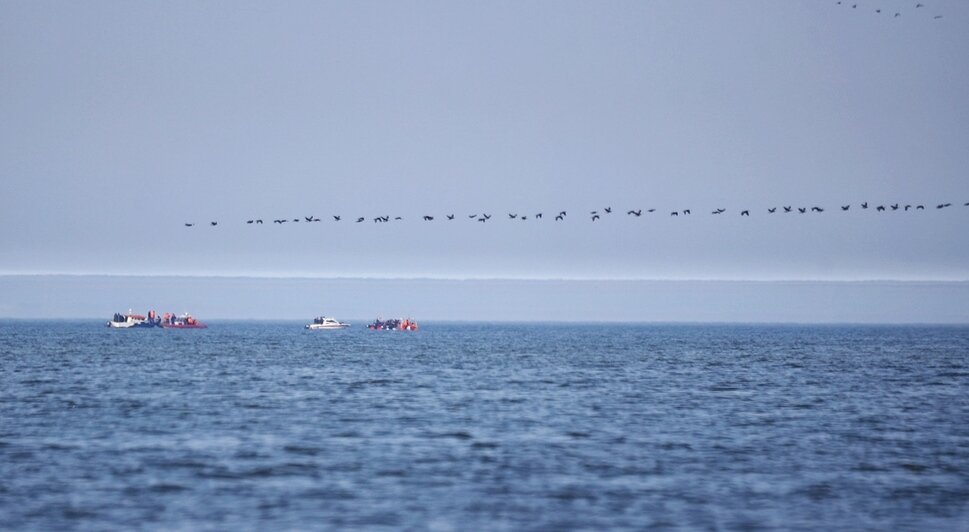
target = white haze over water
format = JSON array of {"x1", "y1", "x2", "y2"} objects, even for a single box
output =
[{"x1": 2, "y1": 275, "x2": 967, "y2": 323}]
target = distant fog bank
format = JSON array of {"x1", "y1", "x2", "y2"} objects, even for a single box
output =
[{"x1": 1, "y1": 275, "x2": 967, "y2": 324}]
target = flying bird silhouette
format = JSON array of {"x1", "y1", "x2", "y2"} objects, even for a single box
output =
[
  {"x1": 210, "y1": 221, "x2": 218, "y2": 226},
  {"x1": 628, "y1": 209, "x2": 642, "y2": 216},
  {"x1": 861, "y1": 202, "x2": 868, "y2": 209},
  {"x1": 876, "y1": 206, "x2": 886, "y2": 211},
  {"x1": 247, "y1": 220, "x2": 254, "y2": 224},
  {"x1": 184, "y1": 223, "x2": 194, "y2": 227},
  {"x1": 741, "y1": 210, "x2": 750, "y2": 216},
  {"x1": 768, "y1": 207, "x2": 777, "y2": 213},
  {"x1": 591, "y1": 214, "x2": 600, "y2": 221},
  {"x1": 447, "y1": 214, "x2": 455, "y2": 220},
  {"x1": 784, "y1": 206, "x2": 792, "y2": 213},
  {"x1": 811, "y1": 207, "x2": 824, "y2": 212},
  {"x1": 535, "y1": 213, "x2": 543, "y2": 219},
  {"x1": 256, "y1": 219, "x2": 263, "y2": 224},
  {"x1": 670, "y1": 211, "x2": 678, "y2": 216},
  {"x1": 604, "y1": 207, "x2": 612, "y2": 214},
  {"x1": 423, "y1": 216, "x2": 434, "y2": 221},
  {"x1": 798, "y1": 208, "x2": 807, "y2": 213},
  {"x1": 356, "y1": 217, "x2": 365, "y2": 223},
  {"x1": 841, "y1": 205, "x2": 850, "y2": 211}
]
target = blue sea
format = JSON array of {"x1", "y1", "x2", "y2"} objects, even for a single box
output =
[{"x1": 1, "y1": 321, "x2": 967, "y2": 530}]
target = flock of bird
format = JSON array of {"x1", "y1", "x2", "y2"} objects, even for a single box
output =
[
  {"x1": 835, "y1": 1, "x2": 944, "y2": 19},
  {"x1": 184, "y1": 201, "x2": 968, "y2": 227}
]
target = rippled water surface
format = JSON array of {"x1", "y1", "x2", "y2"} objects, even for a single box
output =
[{"x1": 1, "y1": 321, "x2": 968, "y2": 530}]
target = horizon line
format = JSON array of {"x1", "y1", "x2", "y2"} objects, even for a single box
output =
[{"x1": 2, "y1": 272, "x2": 969, "y2": 283}]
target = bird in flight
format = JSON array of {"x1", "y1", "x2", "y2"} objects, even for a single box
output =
[
  {"x1": 841, "y1": 205, "x2": 850, "y2": 211},
  {"x1": 628, "y1": 209, "x2": 642, "y2": 216},
  {"x1": 356, "y1": 217, "x2": 365, "y2": 223},
  {"x1": 670, "y1": 211, "x2": 679, "y2": 216},
  {"x1": 256, "y1": 219, "x2": 263, "y2": 224},
  {"x1": 604, "y1": 207, "x2": 612, "y2": 214},
  {"x1": 210, "y1": 221, "x2": 218, "y2": 226},
  {"x1": 423, "y1": 215, "x2": 434, "y2": 221},
  {"x1": 741, "y1": 210, "x2": 750, "y2": 216},
  {"x1": 535, "y1": 213, "x2": 543, "y2": 219},
  {"x1": 447, "y1": 214, "x2": 455, "y2": 220},
  {"x1": 811, "y1": 207, "x2": 824, "y2": 212},
  {"x1": 184, "y1": 223, "x2": 194, "y2": 227},
  {"x1": 768, "y1": 207, "x2": 777, "y2": 213},
  {"x1": 333, "y1": 216, "x2": 341, "y2": 221},
  {"x1": 591, "y1": 214, "x2": 600, "y2": 221},
  {"x1": 861, "y1": 202, "x2": 868, "y2": 209},
  {"x1": 798, "y1": 208, "x2": 807, "y2": 213},
  {"x1": 712, "y1": 208, "x2": 725, "y2": 215},
  {"x1": 783, "y1": 206, "x2": 792, "y2": 213},
  {"x1": 555, "y1": 214, "x2": 564, "y2": 221},
  {"x1": 508, "y1": 213, "x2": 518, "y2": 219},
  {"x1": 247, "y1": 220, "x2": 254, "y2": 224},
  {"x1": 876, "y1": 205, "x2": 886, "y2": 211}
]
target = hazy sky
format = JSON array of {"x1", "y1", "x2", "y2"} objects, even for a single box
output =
[
  {"x1": 2, "y1": 1, "x2": 967, "y2": 281},
  {"x1": 3, "y1": 276, "x2": 968, "y2": 323}
]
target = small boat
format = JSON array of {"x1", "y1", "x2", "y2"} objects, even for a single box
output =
[
  {"x1": 160, "y1": 312, "x2": 207, "y2": 329},
  {"x1": 367, "y1": 318, "x2": 418, "y2": 331},
  {"x1": 306, "y1": 316, "x2": 350, "y2": 330},
  {"x1": 107, "y1": 309, "x2": 160, "y2": 328}
]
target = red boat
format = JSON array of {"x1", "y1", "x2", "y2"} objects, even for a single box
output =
[{"x1": 161, "y1": 312, "x2": 207, "y2": 329}]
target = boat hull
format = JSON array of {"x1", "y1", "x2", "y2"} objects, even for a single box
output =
[{"x1": 306, "y1": 323, "x2": 349, "y2": 330}]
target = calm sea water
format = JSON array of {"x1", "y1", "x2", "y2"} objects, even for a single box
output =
[{"x1": 1, "y1": 321, "x2": 967, "y2": 530}]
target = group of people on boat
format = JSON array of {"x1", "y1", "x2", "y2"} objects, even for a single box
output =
[
  {"x1": 367, "y1": 317, "x2": 418, "y2": 331},
  {"x1": 106, "y1": 309, "x2": 206, "y2": 329}
]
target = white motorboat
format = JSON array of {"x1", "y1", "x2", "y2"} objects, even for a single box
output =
[
  {"x1": 306, "y1": 316, "x2": 350, "y2": 330},
  {"x1": 106, "y1": 309, "x2": 160, "y2": 328}
]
